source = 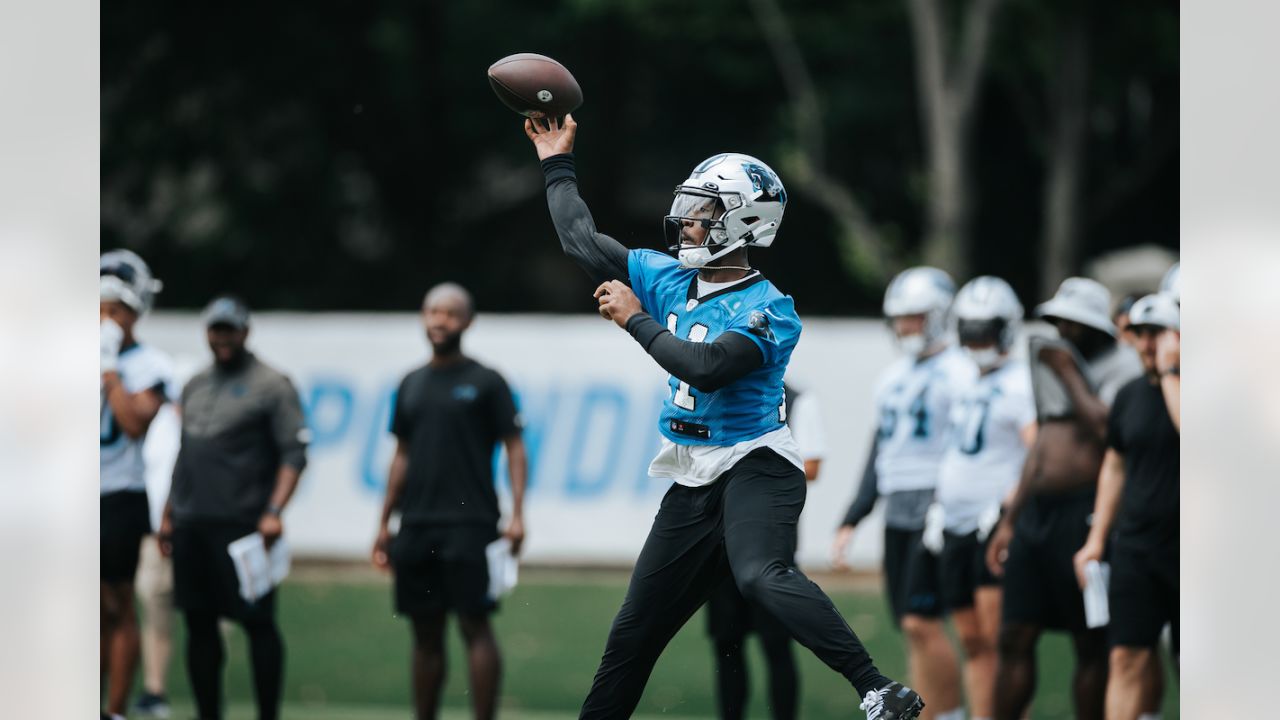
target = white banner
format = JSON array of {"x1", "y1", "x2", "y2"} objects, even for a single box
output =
[{"x1": 140, "y1": 312, "x2": 897, "y2": 569}]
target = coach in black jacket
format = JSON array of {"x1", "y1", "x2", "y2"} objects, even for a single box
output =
[{"x1": 159, "y1": 295, "x2": 308, "y2": 720}]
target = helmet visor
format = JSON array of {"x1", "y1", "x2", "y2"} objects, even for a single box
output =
[
  {"x1": 957, "y1": 318, "x2": 1006, "y2": 347},
  {"x1": 664, "y1": 190, "x2": 725, "y2": 250},
  {"x1": 100, "y1": 262, "x2": 138, "y2": 284},
  {"x1": 668, "y1": 189, "x2": 721, "y2": 219}
]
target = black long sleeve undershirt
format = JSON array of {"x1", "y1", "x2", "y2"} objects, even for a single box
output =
[
  {"x1": 544, "y1": 154, "x2": 765, "y2": 392},
  {"x1": 541, "y1": 153, "x2": 630, "y2": 284},
  {"x1": 841, "y1": 433, "x2": 881, "y2": 526},
  {"x1": 625, "y1": 314, "x2": 764, "y2": 393}
]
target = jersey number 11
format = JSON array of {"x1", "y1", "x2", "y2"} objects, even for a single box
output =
[{"x1": 667, "y1": 313, "x2": 708, "y2": 410}]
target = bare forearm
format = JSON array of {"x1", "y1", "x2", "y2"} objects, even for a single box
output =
[
  {"x1": 380, "y1": 453, "x2": 408, "y2": 527},
  {"x1": 1161, "y1": 374, "x2": 1180, "y2": 431},
  {"x1": 267, "y1": 465, "x2": 301, "y2": 512},
  {"x1": 102, "y1": 374, "x2": 159, "y2": 439},
  {"x1": 1002, "y1": 448, "x2": 1040, "y2": 527},
  {"x1": 505, "y1": 438, "x2": 528, "y2": 518},
  {"x1": 1086, "y1": 451, "x2": 1126, "y2": 546}
]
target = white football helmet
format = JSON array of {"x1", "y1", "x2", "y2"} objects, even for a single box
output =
[
  {"x1": 1127, "y1": 292, "x2": 1179, "y2": 331},
  {"x1": 953, "y1": 276, "x2": 1024, "y2": 368},
  {"x1": 883, "y1": 266, "x2": 956, "y2": 355},
  {"x1": 100, "y1": 249, "x2": 162, "y2": 314},
  {"x1": 1159, "y1": 262, "x2": 1180, "y2": 304},
  {"x1": 666, "y1": 153, "x2": 787, "y2": 269}
]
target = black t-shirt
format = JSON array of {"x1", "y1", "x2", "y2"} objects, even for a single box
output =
[
  {"x1": 1107, "y1": 376, "x2": 1179, "y2": 550},
  {"x1": 391, "y1": 358, "x2": 520, "y2": 526}
]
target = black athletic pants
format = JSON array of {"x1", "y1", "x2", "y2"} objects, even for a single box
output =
[{"x1": 579, "y1": 448, "x2": 888, "y2": 719}]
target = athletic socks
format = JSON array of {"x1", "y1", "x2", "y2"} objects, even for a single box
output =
[{"x1": 935, "y1": 708, "x2": 966, "y2": 720}]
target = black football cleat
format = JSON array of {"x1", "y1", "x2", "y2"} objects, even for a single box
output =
[{"x1": 859, "y1": 681, "x2": 925, "y2": 720}]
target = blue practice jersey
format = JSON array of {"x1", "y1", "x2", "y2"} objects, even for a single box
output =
[{"x1": 628, "y1": 249, "x2": 802, "y2": 446}]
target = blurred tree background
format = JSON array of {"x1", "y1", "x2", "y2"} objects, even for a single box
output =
[{"x1": 101, "y1": 0, "x2": 1177, "y2": 315}]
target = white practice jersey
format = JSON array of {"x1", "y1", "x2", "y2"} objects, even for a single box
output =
[
  {"x1": 101, "y1": 343, "x2": 173, "y2": 495},
  {"x1": 936, "y1": 360, "x2": 1036, "y2": 533},
  {"x1": 873, "y1": 345, "x2": 977, "y2": 494}
]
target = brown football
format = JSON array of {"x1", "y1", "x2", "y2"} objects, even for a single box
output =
[{"x1": 487, "y1": 53, "x2": 583, "y2": 119}]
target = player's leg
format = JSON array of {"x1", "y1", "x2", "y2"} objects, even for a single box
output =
[
  {"x1": 447, "y1": 525, "x2": 503, "y2": 720},
  {"x1": 1054, "y1": 494, "x2": 1107, "y2": 720},
  {"x1": 1106, "y1": 646, "x2": 1159, "y2": 720},
  {"x1": 409, "y1": 611, "x2": 448, "y2": 720},
  {"x1": 183, "y1": 608, "x2": 225, "y2": 720},
  {"x1": 992, "y1": 521, "x2": 1045, "y2": 720},
  {"x1": 900, "y1": 539, "x2": 961, "y2": 720},
  {"x1": 100, "y1": 491, "x2": 148, "y2": 716},
  {"x1": 721, "y1": 449, "x2": 894, "y2": 699},
  {"x1": 456, "y1": 614, "x2": 501, "y2": 720},
  {"x1": 992, "y1": 621, "x2": 1039, "y2": 720},
  {"x1": 134, "y1": 535, "x2": 174, "y2": 716},
  {"x1": 941, "y1": 529, "x2": 1000, "y2": 720},
  {"x1": 240, "y1": 591, "x2": 285, "y2": 720},
  {"x1": 1106, "y1": 543, "x2": 1172, "y2": 720},
  {"x1": 580, "y1": 482, "x2": 728, "y2": 719},
  {"x1": 707, "y1": 576, "x2": 750, "y2": 720},
  {"x1": 754, "y1": 606, "x2": 798, "y2": 720},
  {"x1": 393, "y1": 524, "x2": 449, "y2": 720},
  {"x1": 102, "y1": 581, "x2": 140, "y2": 715},
  {"x1": 1068, "y1": 628, "x2": 1108, "y2": 720},
  {"x1": 969, "y1": 586, "x2": 1003, "y2": 719}
]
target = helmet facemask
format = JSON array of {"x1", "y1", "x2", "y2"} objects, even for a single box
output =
[
  {"x1": 958, "y1": 317, "x2": 1011, "y2": 369},
  {"x1": 664, "y1": 190, "x2": 744, "y2": 269}
]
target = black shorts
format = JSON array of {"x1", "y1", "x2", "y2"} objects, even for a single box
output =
[
  {"x1": 1108, "y1": 539, "x2": 1179, "y2": 653},
  {"x1": 101, "y1": 490, "x2": 151, "y2": 583},
  {"x1": 705, "y1": 565, "x2": 790, "y2": 643},
  {"x1": 392, "y1": 523, "x2": 499, "y2": 618},
  {"x1": 1002, "y1": 490, "x2": 1094, "y2": 632},
  {"x1": 883, "y1": 526, "x2": 943, "y2": 623},
  {"x1": 938, "y1": 529, "x2": 999, "y2": 611},
  {"x1": 172, "y1": 520, "x2": 276, "y2": 622}
]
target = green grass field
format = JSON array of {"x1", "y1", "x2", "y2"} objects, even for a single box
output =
[{"x1": 149, "y1": 567, "x2": 1178, "y2": 719}]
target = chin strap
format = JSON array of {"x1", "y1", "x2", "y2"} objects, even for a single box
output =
[{"x1": 678, "y1": 237, "x2": 749, "y2": 270}]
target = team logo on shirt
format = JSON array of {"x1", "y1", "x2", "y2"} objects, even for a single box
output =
[
  {"x1": 453, "y1": 384, "x2": 479, "y2": 401},
  {"x1": 747, "y1": 310, "x2": 775, "y2": 342}
]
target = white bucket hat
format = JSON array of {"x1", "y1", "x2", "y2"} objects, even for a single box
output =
[{"x1": 1035, "y1": 277, "x2": 1115, "y2": 336}]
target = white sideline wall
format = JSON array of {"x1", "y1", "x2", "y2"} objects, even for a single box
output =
[{"x1": 138, "y1": 312, "x2": 900, "y2": 570}]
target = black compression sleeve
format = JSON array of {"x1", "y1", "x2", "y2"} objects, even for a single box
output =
[
  {"x1": 841, "y1": 432, "x2": 881, "y2": 526},
  {"x1": 540, "y1": 153, "x2": 631, "y2": 283},
  {"x1": 625, "y1": 314, "x2": 763, "y2": 393}
]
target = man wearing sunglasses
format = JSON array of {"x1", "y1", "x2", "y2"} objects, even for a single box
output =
[{"x1": 524, "y1": 114, "x2": 924, "y2": 720}]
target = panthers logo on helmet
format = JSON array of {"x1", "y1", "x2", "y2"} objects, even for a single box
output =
[{"x1": 741, "y1": 162, "x2": 786, "y2": 203}]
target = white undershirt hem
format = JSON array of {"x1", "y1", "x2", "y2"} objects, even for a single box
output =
[{"x1": 648, "y1": 426, "x2": 804, "y2": 488}]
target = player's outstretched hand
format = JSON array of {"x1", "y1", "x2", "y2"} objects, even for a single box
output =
[
  {"x1": 524, "y1": 113, "x2": 577, "y2": 160},
  {"x1": 594, "y1": 280, "x2": 642, "y2": 329}
]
